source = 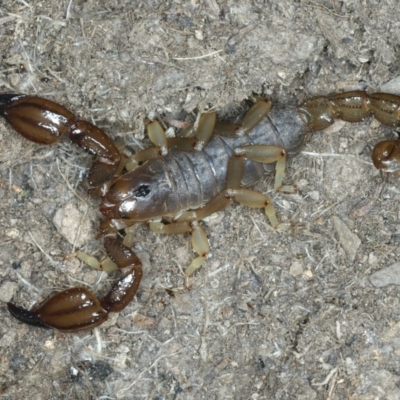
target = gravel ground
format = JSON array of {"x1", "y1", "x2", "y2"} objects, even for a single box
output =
[{"x1": 1, "y1": 1, "x2": 400, "y2": 399}]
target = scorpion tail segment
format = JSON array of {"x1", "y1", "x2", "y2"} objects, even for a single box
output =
[
  {"x1": 69, "y1": 120, "x2": 121, "y2": 188},
  {"x1": 372, "y1": 140, "x2": 400, "y2": 172},
  {"x1": 297, "y1": 96, "x2": 335, "y2": 131},
  {"x1": 7, "y1": 302, "x2": 50, "y2": 329},
  {"x1": 329, "y1": 91, "x2": 371, "y2": 123},
  {"x1": 7, "y1": 288, "x2": 109, "y2": 333},
  {"x1": 298, "y1": 91, "x2": 400, "y2": 133},
  {"x1": 369, "y1": 93, "x2": 400, "y2": 127},
  {"x1": 298, "y1": 91, "x2": 371, "y2": 132},
  {"x1": 100, "y1": 237, "x2": 143, "y2": 313},
  {"x1": 0, "y1": 95, "x2": 75, "y2": 144}
]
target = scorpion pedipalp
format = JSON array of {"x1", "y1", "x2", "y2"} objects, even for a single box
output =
[
  {"x1": 6, "y1": 238, "x2": 142, "y2": 332},
  {"x1": 0, "y1": 95, "x2": 121, "y2": 189},
  {"x1": 8, "y1": 288, "x2": 108, "y2": 332}
]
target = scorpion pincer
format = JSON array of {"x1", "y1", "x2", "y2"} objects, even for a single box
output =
[{"x1": 2, "y1": 90, "x2": 400, "y2": 333}]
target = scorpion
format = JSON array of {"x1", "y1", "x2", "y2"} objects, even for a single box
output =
[{"x1": 1, "y1": 91, "x2": 400, "y2": 333}]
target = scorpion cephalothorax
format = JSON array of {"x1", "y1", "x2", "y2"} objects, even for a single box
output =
[{"x1": 2, "y1": 90, "x2": 400, "y2": 332}]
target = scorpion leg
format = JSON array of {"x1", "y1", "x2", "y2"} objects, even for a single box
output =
[
  {"x1": 149, "y1": 220, "x2": 210, "y2": 276},
  {"x1": 126, "y1": 121, "x2": 170, "y2": 168},
  {"x1": 230, "y1": 145, "x2": 294, "y2": 192},
  {"x1": 168, "y1": 111, "x2": 217, "y2": 151},
  {"x1": 127, "y1": 98, "x2": 271, "y2": 172},
  {"x1": 127, "y1": 112, "x2": 218, "y2": 171},
  {"x1": 7, "y1": 238, "x2": 142, "y2": 332},
  {"x1": 77, "y1": 219, "x2": 138, "y2": 273},
  {"x1": 150, "y1": 140, "x2": 292, "y2": 275},
  {"x1": 214, "y1": 99, "x2": 272, "y2": 137}
]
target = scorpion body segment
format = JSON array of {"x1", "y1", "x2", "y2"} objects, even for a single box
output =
[
  {"x1": 2, "y1": 90, "x2": 400, "y2": 333},
  {"x1": 101, "y1": 106, "x2": 305, "y2": 221}
]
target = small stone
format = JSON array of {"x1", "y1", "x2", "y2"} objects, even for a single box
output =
[
  {"x1": 368, "y1": 252, "x2": 378, "y2": 266},
  {"x1": 52, "y1": 202, "x2": 92, "y2": 247},
  {"x1": 331, "y1": 216, "x2": 361, "y2": 261},
  {"x1": 195, "y1": 30, "x2": 204, "y2": 40},
  {"x1": 0, "y1": 281, "x2": 17, "y2": 302},
  {"x1": 132, "y1": 313, "x2": 156, "y2": 328},
  {"x1": 289, "y1": 261, "x2": 304, "y2": 276},
  {"x1": 6, "y1": 228, "x2": 19, "y2": 239},
  {"x1": 303, "y1": 269, "x2": 313, "y2": 278},
  {"x1": 308, "y1": 190, "x2": 320, "y2": 201},
  {"x1": 370, "y1": 263, "x2": 400, "y2": 287}
]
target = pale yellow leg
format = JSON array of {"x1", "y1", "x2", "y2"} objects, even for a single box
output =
[
  {"x1": 149, "y1": 220, "x2": 209, "y2": 276},
  {"x1": 76, "y1": 225, "x2": 138, "y2": 273},
  {"x1": 186, "y1": 224, "x2": 209, "y2": 276},
  {"x1": 238, "y1": 145, "x2": 295, "y2": 192},
  {"x1": 214, "y1": 99, "x2": 272, "y2": 137}
]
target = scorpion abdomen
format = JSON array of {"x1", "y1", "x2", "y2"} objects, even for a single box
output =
[
  {"x1": 112, "y1": 105, "x2": 305, "y2": 220},
  {"x1": 169, "y1": 106, "x2": 305, "y2": 210}
]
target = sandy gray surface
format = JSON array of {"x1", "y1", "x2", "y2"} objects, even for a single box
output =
[{"x1": 1, "y1": 1, "x2": 400, "y2": 399}]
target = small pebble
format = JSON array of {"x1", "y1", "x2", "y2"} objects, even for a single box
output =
[
  {"x1": 331, "y1": 216, "x2": 361, "y2": 261},
  {"x1": 289, "y1": 261, "x2": 304, "y2": 276},
  {"x1": 370, "y1": 263, "x2": 400, "y2": 287}
]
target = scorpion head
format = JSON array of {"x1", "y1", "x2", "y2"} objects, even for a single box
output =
[{"x1": 100, "y1": 161, "x2": 172, "y2": 222}]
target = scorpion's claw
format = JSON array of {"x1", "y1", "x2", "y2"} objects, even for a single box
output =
[
  {"x1": 7, "y1": 288, "x2": 108, "y2": 333},
  {"x1": 7, "y1": 238, "x2": 142, "y2": 333},
  {"x1": 0, "y1": 94, "x2": 26, "y2": 115},
  {"x1": 7, "y1": 302, "x2": 50, "y2": 329},
  {"x1": 0, "y1": 93, "x2": 26, "y2": 106}
]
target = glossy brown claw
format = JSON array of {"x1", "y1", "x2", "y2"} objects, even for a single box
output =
[
  {"x1": 7, "y1": 238, "x2": 142, "y2": 332},
  {"x1": 0, "y1": 95, "x2": 75, "y2": 144},
  {"x1": 0, "y1": 94, "x2": 120, "y2": 188},
  {"x1": 7, "y1": 302, "x2": 50, "y2": 329},
  {"x1": 7, "y1": 288, "x2": 108, "y2": 333}
]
